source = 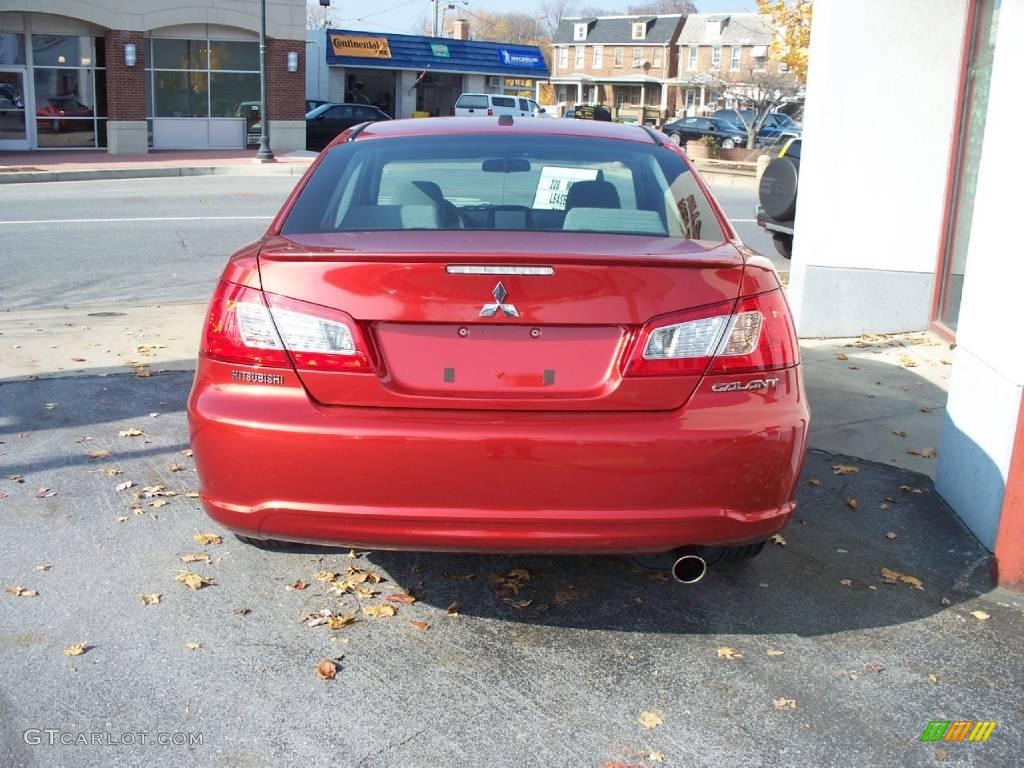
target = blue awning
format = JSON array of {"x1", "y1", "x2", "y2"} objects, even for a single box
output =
[{"x1": 324, "y1": 29, "x2": 549, "y2": 78}]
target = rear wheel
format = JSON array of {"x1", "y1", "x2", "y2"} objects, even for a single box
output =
[
  {"x1": 668, "y1": 132, "x2": 681, "y2": 145},
  {"x1": 235, "y1": 534, "x2": 292, "y2": 550},
  {"x1": 772, "y1": 233, "x2": 793, "y2": 260},
  {"x1": 721, "y1": 138, "x2": 735, "y2": 149}
]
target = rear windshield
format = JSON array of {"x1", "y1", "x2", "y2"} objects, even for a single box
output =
[
  {"x1": 282, "y1": 133, "x2": 724, "y2": 241},
  {"x1": 456, "y1": 95, "x2": 488, "y2": 109}
]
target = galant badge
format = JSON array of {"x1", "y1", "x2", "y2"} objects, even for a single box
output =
[
  {"x1": 479, "y1": 281, "x2": 519, "y2": 318},
  {"x1": 710, "y1": 378, "x2": 779, "y2": 393}
]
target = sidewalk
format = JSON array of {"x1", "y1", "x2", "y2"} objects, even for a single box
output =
[
  {"x1": 0, "y1": 149, "x2": 315, "y2": 184},
  {"x1": 0, "y1": 302, "x2": 953, "y2": 479}
]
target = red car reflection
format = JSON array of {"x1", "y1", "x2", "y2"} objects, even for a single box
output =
[
  {"x1": 187, "y1": 117, "x2": 809, "y2": 579},
  {"x1": 36, "y1": 97, "x2": 93, "y2": 131}
]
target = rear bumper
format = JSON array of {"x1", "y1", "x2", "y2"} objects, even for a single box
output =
[{"x1": 187, "y1": 360, "x2": 809, "y2": 553}]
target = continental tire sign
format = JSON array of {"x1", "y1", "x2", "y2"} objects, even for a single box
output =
[{"x1": 330, "y1": 34, "x2": 391, "y2": 59}]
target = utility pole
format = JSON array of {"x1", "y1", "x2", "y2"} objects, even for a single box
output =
[
  {"x1": 256, "y1": 0, "x2": 274, "y2": 161},
  {"x1": 432, "y1": 0, "x2": 440, "y2": 37}
]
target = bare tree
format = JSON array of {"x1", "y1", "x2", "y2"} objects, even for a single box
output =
[
  {"x1": 539, "y1": 0, "x2": 578, "y2": 38},
  {"x1": 626, "y1": 1, "x2": 697, "y2": 14},
  {"x1": 306, "y1": 0, "x2": 336, "y2": 30},
  {"x1": 711, "y1": 66, "x2": 800, "y2": 148}
]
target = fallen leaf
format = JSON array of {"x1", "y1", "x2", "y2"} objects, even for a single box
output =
[
  {"x1": 362, "y1": 604, "x2": 397, "y2": 618},
  {"x1": 35, "y1": 564, "x2": 51, "y2": 572},
  {"x1": 118, "y1": 428, "x2": 145, "y2": 437},
  {"x1": 773, "y1": 698, "x2": 797, "y2": 711},
  {"x1": 328, "y1": 613, "x2": 357, "y2": 630},
  {"x1": 115, "y1": 516, "x2": 128, "y2": 523},
  {"x1": 717, "y1": 647, "x2": 742, "y2": 660},
  {"x1": 446, "y1": 601, "x2": 461, "y2": 616},
  {"x1": 639, "y1": 711, "x2": 664, "y2": 729},
  {"x1": 185, "y1": 642, "x2": 201, "y2": 651},
  {"x1": 832, "y1": 464, "x2": 859, "y2": 475},
  {"x1": 8, "y1": 474, "x2": 24, "y2": 483},
  {"x1": 899, "y1": 354, "x2": 917, "y2": 368},
  {"x1": 314, "y1": 570, "x2": 339, "y2": 583},
  {"x1": 919, "y1": 406, "x2": 933, "y2": 413},
  {"x1": 45, "y1": 402, "x2": 58, "y2": 410},
  {"x1": 834, "y1": 353, "x2": 848, "y2": 361},
  {"x1": 139, "y1": 593, "x2": 161, "y2": 605},
  {"x1": 970, "y1": 610, "x2": 990, "y2": 622},
  {"x1": 174, "y1": 570, "x2": 213, "y2": 590},
  {"x1": 149, "y1": 499, "x2": 169, "y2": 509},
  {"x1": 115, "y1": 480, "x2": 133, "y2": 492},
  {"x1": 64, "y1": 643, "x2": 88, "y2": 656},
  {"x1": 193, "y1": 533, "x2": 222, "y2": 546},
  {"x1": 885, "y1": 531, "x2": 898, "y2": 540},
  {"x1": 806, "y1": 478, "x2": 821, "y2": 486},
  {"x1": 347, "y1": 548, "x2": 361, "y2": 559},
  {"x1": 864, "y1": 663, "x2": 884, "y2": 673},
  {"x1": 842, "y1": 670, "x2": 859, "y2": 681},
  {"x1": 920, "y1": 447, "x2": 937, "y2": 458},
  {"x1": 4, "y1": 585, "x2": 37, "y2": 597},
  {"x1": 770, "y1": 534, "x2": 786, "y2": 546},
  {"x1": 927, "y1": 673, "x2": 939, "y2": 685},
  {"x1": 879, "y1": 503, "x2": 891, "y2": 510},
  {"x1": 766, "y1": 648, "x2": 785, "y2": 657},
  {"x1": 299, "y1": 609, "x2": 334, "y2": 627},
  {"x1": 103, "y1": 468, "x2": 123, "y2": 477},
  {"x1": 232, "y1": 607, "x2": 250, "y2": 615},
  {"x1": 315, "y1": 659, "x2": 337, "y2": 680},
  {"x1": 386, "y1": 592, "x2": 416, "y2": 605},
  {"x1": 940, "y1": 597, "x2": 951, "y2": 606},
  {"x1": 441, "y1": 571, "x2": 477, "y2": 581},
  {"x1": 354, "y1": 586, "x2": 378, "y2": 599},
  {"x1": 504, "y1": 598, "x2": 533, "y2": 609},
  {"x1": 180, "y1": 449, "x2": 194, "y2": 457},
  {"x1": 839, "y1": 579, "x2": 853, "y2": 587},
  {"x1": 168, "y1": 464, "x2": 183, "y2": 473},
  {"x1": 85, "y1": 449, "x2": 112, "y2": 459},
  {"x1": 285, "y1": 580, "x2": 308, "y2": 592},
  {"x1": 892, "y1": 430, "x2": 907, "y2": 437},
  {"x1": 846, "y1": 497, "x2": 858, "y2": 510},
  {"x1": 35, "y1": 487, "x2": 56, "y2": 498},
  {"x1": 179, "y1": 553, "x2": 210, "y2": 564},
  {"x1": 409, "y1": 620, "x2": 430, "y2": 630},
  {"x1": 185, "y1": 491, "x2": 200, "y2": 498}
]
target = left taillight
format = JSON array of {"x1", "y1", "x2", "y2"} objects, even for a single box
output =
[
  {"x1": 624, "y1": 288, "x2": 799, "y2": 377},
  {"x1": 201, "y1": 281, "x2": 375, "y2": 373}
]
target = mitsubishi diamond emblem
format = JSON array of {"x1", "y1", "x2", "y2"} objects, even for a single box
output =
[{"x1": 479, "y1": 281, "x2": 519, "y2": 318}]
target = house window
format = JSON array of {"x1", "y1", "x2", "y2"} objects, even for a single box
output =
[
  {"x1": 688, "y1": 46, "x2": 697, "y2": 70},
  {"x1": 632, "y1": 21, "x2": 646, "y2": 40},
  {"x1": 615, "y1": 86, "x2": 641, "y2": 107},
  {"x1": 31, "y1": 34, "x2": 107, "y2": 148},
  {"x1": 711, "y1": 45, "x2": 721, "y2": 69},
  {"x1": 574, "y1": 23, "x2": 587, "y2": 41},
  {"x1": 575, "y1": 46, "x2": 585, "y2": 68},
  {"x1": 730, "y1": 46, "x2": 741, "y2": 70},
  {"x1": 614, "y1": 47, "x2": 623, "y2": 67},
  {"x1": 556, "y1": 84, "x2": 570, "y2": 102},
  {"x1": 632, "y1": 47, "x2": 643, "y2": 68},
  {"x1": 754, "y1": 56, "x2": 767, "y2": 70},
  {"x1": 779, "y1": 62, "x2": 789, "y2": 72},
  {"x1": 592, "y1": 46, "x2": 603, "y2": 69},
  {"x1": 559, "y1": 47, "x2": 568, "y2": 69},
  {"x1": 652, "y1": 47, "x2": 662, "y2": 68}
]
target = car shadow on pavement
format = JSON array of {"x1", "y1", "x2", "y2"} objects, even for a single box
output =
[{"x1": 359, "y1": 447, "x2": 994, "y2": 638}]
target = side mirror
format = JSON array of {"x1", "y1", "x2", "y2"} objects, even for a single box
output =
[{"x1": 538, "y1": 107, "x2": 546, "y2": 114}]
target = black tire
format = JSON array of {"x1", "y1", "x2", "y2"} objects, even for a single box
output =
[
  {"x1": 235, "y1": 534, "x2": 291, "y2": 550},
  {"x1": 721, "y1": 138, "x2": 735, "y2": 149},
  {"x1": 668, "y1": 132, "x2": 681, "y2": 145},
  {"x1": 758, "y1": 156, "x2": 799, "y2": 221},
  {"x1": 720, "y1": 541, "x2": 767, "y2": 561},
  {"x1": 772, "y1": 233, "x2": 793, "y2": 260}
]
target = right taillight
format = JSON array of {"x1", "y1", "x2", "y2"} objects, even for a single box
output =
[
  {"x1": 487, "y1": 108, "x2": 494, "y2": 116},
  {"x1": 625, "y1": 289, "x2": 798, "y2": 377},
  {"x1": 201, "y1": 281, "x2": 375, "y2": 373}
]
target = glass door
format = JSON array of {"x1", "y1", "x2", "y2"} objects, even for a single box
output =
[{"x1": 0, "y1": 68, "x2": 29, "y2": 149}]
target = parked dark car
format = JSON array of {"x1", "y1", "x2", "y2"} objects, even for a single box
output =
[
  {"x1": 306, "y1": 103, "x2": 390, "y2": 151},
  {"x1": 660, "y1": 116, "x2": 747, "y2": 149},
  {"x1": 305, "y1": 99, "x2": 329, "y2": 114},
  {"x1": 712, "y1": 109, "x2": 801, "y2": 146},
  {"x1": 564, "y1": 104, "x2": 611, "y2": 121},
  {"x1": 756, "y1": 138, "x2": 801, "y2": 259}
]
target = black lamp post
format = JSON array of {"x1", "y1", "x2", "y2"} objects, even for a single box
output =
[{"x1": 256, "y1": 0, "x2": 274, "y2": 162}]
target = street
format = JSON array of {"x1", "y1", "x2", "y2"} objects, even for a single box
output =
[
  {"x1": 1, "y1": 173, "x2": 1019, "y2": 768},
  {"x1": 0, "y1": 176, "x2": 782, "y2": 311}
]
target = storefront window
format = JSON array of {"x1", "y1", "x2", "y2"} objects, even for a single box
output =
[
  {"x1": 937, "y1": 0, "x2": 1000, "y2": 332},
  {"x1": 147, "y1": 38, "x2": 259, "y2": 123},
  {"x1": 0, "y1": 31, "x2": 26, "y2": 65},
  {"x1": 154, "y1": 71, "x2": 209, "y2": 117},
  {"x1": 31, "y1": 34, "x2": 105, "y2": 148}
]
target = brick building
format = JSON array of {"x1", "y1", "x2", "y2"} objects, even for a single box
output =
[
  {"x1": 549, "y1": 15, "x2": 685, "y2": 125},
  {"x1": 674, "y1": 13, "x2": 788, "y2": 117},
  {"x1": 0, "y1": 1, "x2": 306, "y2": 153}
]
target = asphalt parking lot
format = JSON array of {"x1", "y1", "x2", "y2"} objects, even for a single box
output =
[{"x1": 2, "y1": 370, "x2": 1021, "y2": 768}]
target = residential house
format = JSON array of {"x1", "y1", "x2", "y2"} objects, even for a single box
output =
[
  {"x1": 675, "y1": 13, "x2": 787, "y2": 117},
  {"x1": 549, "y1": 15, "x2": 685, "y2": 125}
]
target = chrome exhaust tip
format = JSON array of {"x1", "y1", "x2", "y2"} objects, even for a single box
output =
[{"x1": 670, "y1": 549, "x2": 708, "y2": 584}]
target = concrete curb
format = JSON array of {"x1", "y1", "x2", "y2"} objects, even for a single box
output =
[{"x1": 0, "y1": 162, "x2": 313, "y2": 185}]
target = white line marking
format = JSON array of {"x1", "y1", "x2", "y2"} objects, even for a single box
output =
[
  {"x1": 0, "y1": 216, "x2": 274, "y2": 224},
  {"x1": 729, "y1": 218, "x2": 757, "y2": 223}
]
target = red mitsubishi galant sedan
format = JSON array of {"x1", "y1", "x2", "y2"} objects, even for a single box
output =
[{"x1": 187, "y1": 117, "x2": 808, "y2": 581}]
